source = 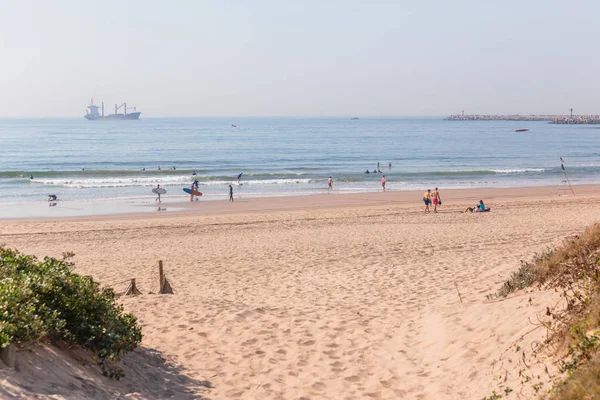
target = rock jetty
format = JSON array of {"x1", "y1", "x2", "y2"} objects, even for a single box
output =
[
  {"x1": 446, "y1": 114, "x2": 600, "y2": 124},
  {"x1": 445, "y1": 114, "x2": 560, "y2": 122},
  {"x1": 550, "y1": 116, "x2": 600, "y2": 124}
]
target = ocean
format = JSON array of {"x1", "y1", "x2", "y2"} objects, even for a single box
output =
[{"x1": 0, "y1": 117, "x2": 598, "y2": 216}]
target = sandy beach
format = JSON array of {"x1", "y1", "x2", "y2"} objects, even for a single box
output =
[{"x1": 1, "y1": 185, "x2": 599, "y2": 399}]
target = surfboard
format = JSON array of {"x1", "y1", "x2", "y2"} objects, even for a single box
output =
[
  {"x1": 183, "y1": 188, "x2": 203, "y2": 196},
  {"x1": 152, "y1": 188, "x2": 167, "y2": 195}
]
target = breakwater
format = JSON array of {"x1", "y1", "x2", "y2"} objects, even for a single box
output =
[
  {"x1": 446, "y1": 114, "x2": 600, "y2": 124},
  {"x1": 550, "y1": 116, "x2": 600, "y2": 124},
  {"x1": 446, "y1": 114, "x2": 560, "y2": 121}
]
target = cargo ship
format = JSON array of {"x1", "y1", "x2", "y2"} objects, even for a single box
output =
[{"x1": 84, "y1": 99, "x2": 141, "y2": 120}]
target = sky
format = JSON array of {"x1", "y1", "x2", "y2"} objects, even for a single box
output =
[{"x1": 1, "y1": 0, "x2": 599, "y2": 117}]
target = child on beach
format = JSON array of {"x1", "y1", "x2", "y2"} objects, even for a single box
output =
[
  {"x1": 423, "y1": 189, "x2": 431, "y2": 213},
  {"x1": 381, "y1": 175, "x2": 386, "y2": 192},
  {"x1": 328, "y1": 176, "x2": 333, "y2": 191}
]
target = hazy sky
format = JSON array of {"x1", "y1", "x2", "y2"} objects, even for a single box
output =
[{"x1": 1, "y1": 0, "x2": 599, "y2": 117}]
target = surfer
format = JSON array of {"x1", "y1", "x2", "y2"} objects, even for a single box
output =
[
  {"x1": 189, "y1": 182, "x2": 195, "y2": 201},
  {"x1": 381, "y1": 175, "x2": 386, "y2": 192},
  {"x1": 141, "y1": 168, "x2": 145, "y2": 171},
  {"x1": 48, "y1": 194, "x2": 57, "y2": 201},
  {"x1": 157, "y1": 166, "x2": 161, "y2": 171},
  {"x1": 192, "y1": 171, "x2": 197, "y2": 176},
  {"x1": 365, "y1": 170, "x2": 370, "y2": 174},
  {"x1": 388, "y1": 162, "x2": 392, "y2": 170},
  {"x1": 229, "y1": 184, "x2": 234, "y2": 202},
  {"x1": 377, "y1": 162, "x2": 380, "y2": 170},
  {"x1": 328, "y1": 176, "x2": 333, "y2": 191},
  {"x1": 237, "y1": 172, "x2": 243, "y2": 184},
  {"x1": 155, "y1": 184, "x2": 162, "y2": 203},
  {"x1": 29, "y1": 175, "x2": 34, "y2": 180}
]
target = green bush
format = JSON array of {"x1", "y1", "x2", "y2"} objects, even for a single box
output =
[{"x1": 0, "y1": 247, "x2": 142, "y2": 379}]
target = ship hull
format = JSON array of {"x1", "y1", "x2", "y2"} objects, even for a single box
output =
[{"x1": 84, "y1": 112, "x2": 141, "y2": 121}]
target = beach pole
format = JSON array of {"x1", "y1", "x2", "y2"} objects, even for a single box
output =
[
  {"x1": 158, "y1": 260, "x2": 174, "y2": 294},
  {"x1": 557, "y1": 157, "x2": 575, "y2": 196},
  {"x1": 123, "y1": 278, "x2": 142, "y2": 296},
  {"x1": 159, "y1": 260, "x2": 164, "y2": 290}
]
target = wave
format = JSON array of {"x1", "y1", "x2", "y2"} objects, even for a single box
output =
[{"x1": 30, "y1": 177, "x2": 313, "y2": 188}]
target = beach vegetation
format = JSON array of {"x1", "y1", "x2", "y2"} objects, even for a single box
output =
[
  {"x1": 491, "y1": 224, "x2": 600, "y2": 399},
  {"x1": 0, "y1": 247, "x2": 142, "y2": 379}
]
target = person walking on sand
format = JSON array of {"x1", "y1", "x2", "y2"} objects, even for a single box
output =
[
  {"x1": 155, "y1": 184, "x2": 162, "y2": 203},
  {"x1": 229, "y1": 184, "x2": 234, "y2": 202},
  {"x1": 328, "y1": 176, "x2": 333, "y2": 191},
  {"x1": 423, "y1": 189, "x2": 431, "y2": 213},
  {"x1": 432, "y1": 187, "x2": 441, "y2": 213},
  {"x1": 381, "y1": 175, "x2": 386, "y2": 192},
  {"x1": 189, "y1": 182, "x2": 195, "y2": 202}
]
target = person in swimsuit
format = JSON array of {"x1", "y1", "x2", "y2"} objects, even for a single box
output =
[
  {"x1": 189, "y1": 182, "x2": 196, "y2": 201},
  {"x1": 328, "y1": 176, "x2": 333, "y2": 191},
  {"x1": 381, "y1": 175, "x2": 386, "y2": 192},
  {"x1": 423, "y1": 189, "x2": 431, "y2": 213},
  {"x1": 464, "y1": 200, "x2": 486, "y2": 213},
  {"x1": 229, "y1": 184, "x2": 234, "y2": 202},
  {"x1": 155, "y1": 184, "x2": 162, "y2": 203},
  {"x1": 432, "y1": 187, "x2": 441, "y2": 213}
]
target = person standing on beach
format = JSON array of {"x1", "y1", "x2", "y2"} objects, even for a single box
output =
[
  {"x1": 328, "y1": 176, "x2": 333, "y2": 191},
  {"x1": 423, "y1": 189, "x2": 431, "y2": 213},
  {"x1": 432, "y1": 187, "x2": 441, "y2": 213},
  {"x1": 381, "y1": 175, "x2": 386, "y2": 192},
  {"x1": 229, "y1": 184, "x2": 234, "y2": 202}
]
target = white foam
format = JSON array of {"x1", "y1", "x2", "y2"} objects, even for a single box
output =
[
  {"x1": 492, "y1": 168, "x2": 545, "y2": 174},
  {"x1": 30, "y1": 177, "x2": 313, "y2": 188}
]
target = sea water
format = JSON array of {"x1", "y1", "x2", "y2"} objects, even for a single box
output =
[{"x1": 0, "y1": 117, "x2": 599, "y2": 215}]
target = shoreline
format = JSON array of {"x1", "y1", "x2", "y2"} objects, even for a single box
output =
[{"x1": 1, "y1": 183, "x2": 596, "y2": 221}]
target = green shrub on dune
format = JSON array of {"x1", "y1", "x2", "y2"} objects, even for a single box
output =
[{"x1": 0, "y1": 247, "x2": 142, "y2": 379}]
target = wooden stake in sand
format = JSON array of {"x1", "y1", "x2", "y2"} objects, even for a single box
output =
[
  {"x1": 158, "y1": 260, "x2": 174, "y2": 294},
  {"x1": 454, "y1": 281, "x2": 463, "y2": 303},
  {"x1": 123, "y1": 278, "x2": 142, "y2": 296}
]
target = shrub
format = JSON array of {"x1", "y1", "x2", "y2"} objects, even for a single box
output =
[{"x1": 0, "y1": 247, "x2": 142, "y2": 379}]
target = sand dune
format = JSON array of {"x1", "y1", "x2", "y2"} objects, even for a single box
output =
[{"x1": 1, "y1": 188, "x2": 599, "y2": 399}]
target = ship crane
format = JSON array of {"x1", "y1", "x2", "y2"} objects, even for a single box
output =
[{"x1": 115, "y1": 103, "x2": 137, "y2": 115}]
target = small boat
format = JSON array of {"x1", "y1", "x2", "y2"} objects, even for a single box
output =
[{"x1": 515, "y1": 128, "x2": 529, "y2": 132}]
